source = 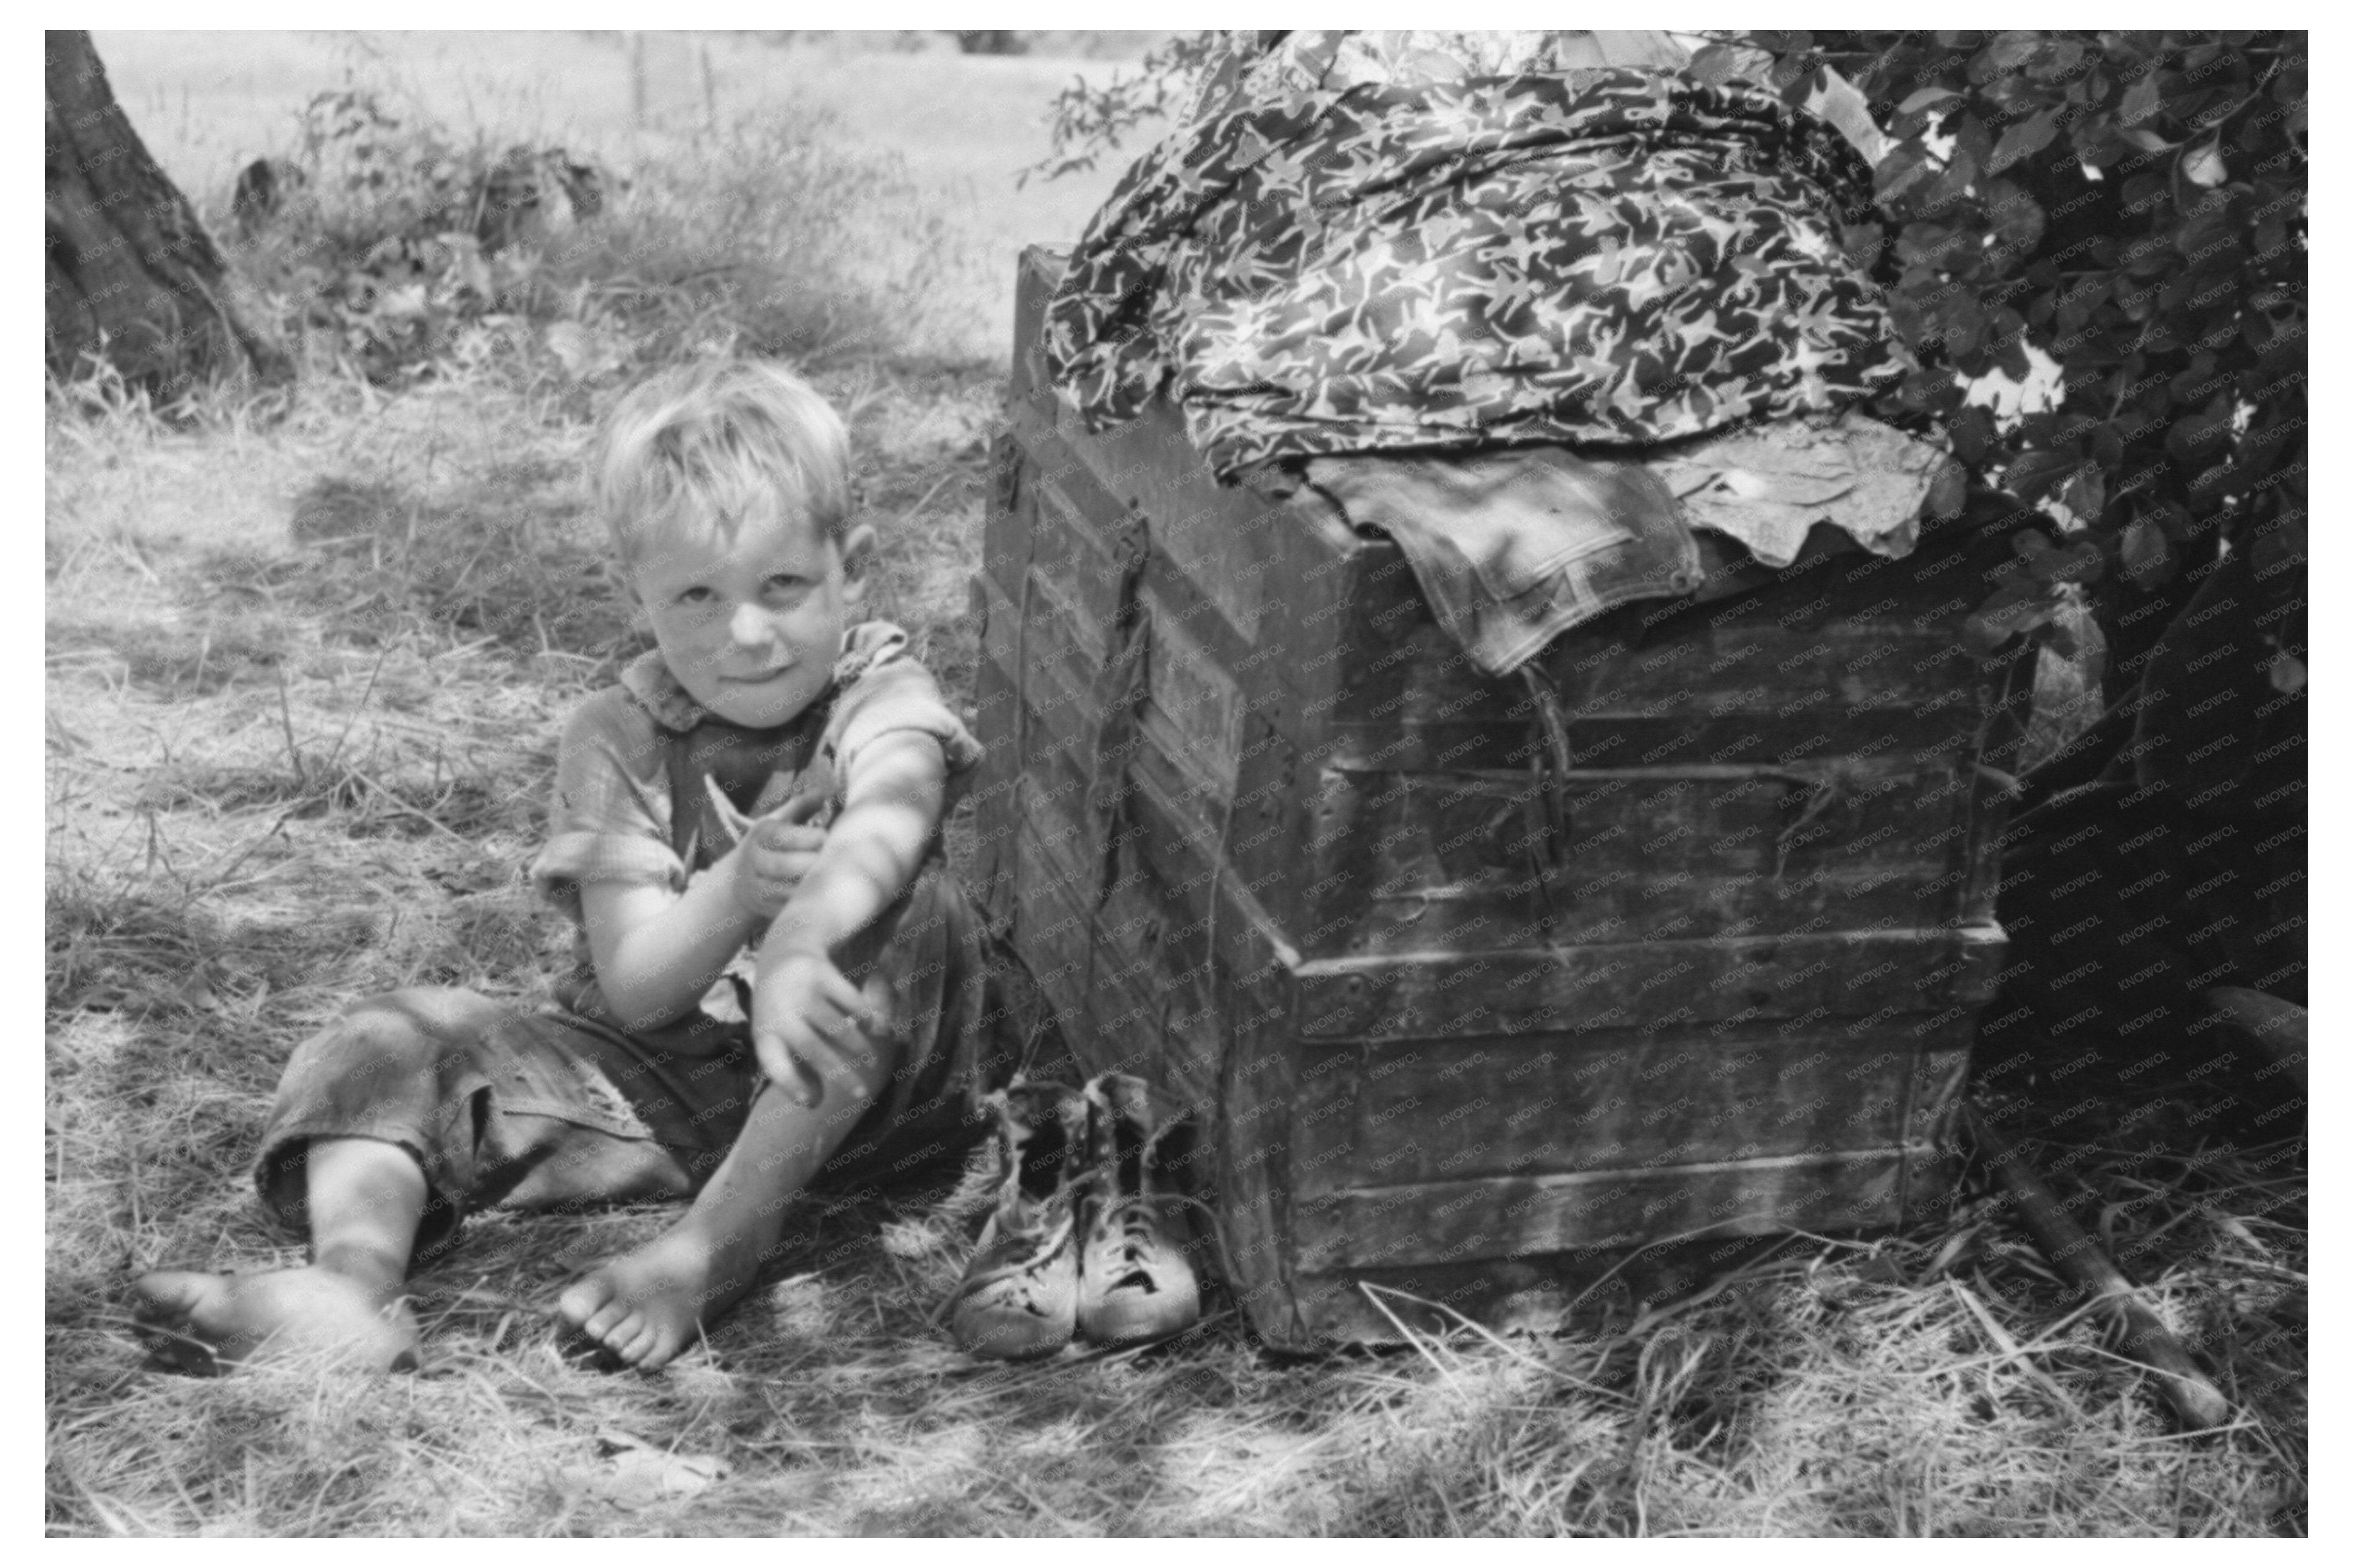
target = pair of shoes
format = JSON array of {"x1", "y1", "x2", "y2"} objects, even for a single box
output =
[{"x1": 944, "y1": 1073, "x2": 1200, "y2": 1359}]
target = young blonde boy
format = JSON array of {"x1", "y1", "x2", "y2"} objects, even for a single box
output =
[{"x1": 134, "y1": 360, "x2": 1009, "y2": 1373}]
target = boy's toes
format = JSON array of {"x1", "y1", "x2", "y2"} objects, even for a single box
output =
[
  {"x1": 604, "y1": 1303, "x2": 649, "y2": 1346},
  {"x1": 554, "y1": 1274, "x2": 612, "y2": 1333},
  {"x1": 559, "y1": 1276, "x2": 647, "y2": 1346},
  {"x1": 617, "y1": 1322, "x2": 660, "y2": 1367},
  {"x1": 129, "y1": 1271, "x2": 232, "y2": 1374},
  {"x1": 641, "y1": 1324, "x2": 697, "y2": 1372},
  {"x1": 554, "y1": 1279, "x2": 634, "y2": 1368},
  {"x1": 131, "y1": 1269, "x2": 223, "y2": 1330}
]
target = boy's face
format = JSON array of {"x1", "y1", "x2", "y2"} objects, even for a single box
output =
[{"x1": 627, "y1": 503, "x2": 872, "y2": 729}]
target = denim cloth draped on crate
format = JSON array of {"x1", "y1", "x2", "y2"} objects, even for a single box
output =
[
  {"x1": 1293, "y1": 409, "x2": 1960, "y2": 677},
  {"x1": 1297, "y1": 446, "x2": 1703, "y2": 678}
]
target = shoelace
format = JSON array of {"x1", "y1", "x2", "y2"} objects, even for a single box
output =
[
  {"x1": 1079, "y1": 1102, "x2": 1215, "y2": 1285},
  {"x1": 1087, "y1": 1197, "x2": 1168, "y2": 1287},
  {"x1": 1129, "y1": 1190, "x2": 1239, "y2": 1302}
]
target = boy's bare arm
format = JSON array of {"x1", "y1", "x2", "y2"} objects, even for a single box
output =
[
  {"x1": 747, "y1": 731, "x2": 948, "y2": 1101},
  {"x1": 758, "y1": 730, "x2": 947, "y2": 965},
  {"x1": 578, "y1": 856, "x2": 767, "y2": 1038}
]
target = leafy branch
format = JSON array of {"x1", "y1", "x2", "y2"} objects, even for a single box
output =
[{"x1": 1020, "y1": 31, "x2": 1227, "y2": 187}]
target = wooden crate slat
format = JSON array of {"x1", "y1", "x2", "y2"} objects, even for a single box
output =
[
  {"x1": 1305, "y1": 600, "x2": 1982, "y2": 733},
  {"x1": 1287, "y1": 760, "x2": 1983, "y2": 954},
  {"x1": 999, "y1": 779, "x2": 1271, "y2": 1115},
  {"x1": 1210, "y1": 945, "x2": 1307, "y2": 1345},
  {"x1": 998, "y1": 829, "x2": 1173, "y2": 1084},
  {"x1": 1289, "y1": 1014, "x2": 1977, "y2": 1194},
  {"x1": 1142, "y1": 584, "x2": 1248, "y2": 798},
  {"x1": 1294, "y1": 1150, "x2": 1914, "y2": 1271},
  {"x1": 1907, "y1": 1043, "x2": 1972, "y2": 1146},
  {"x1": 1004, "y1": 384, "x2": 1290, "y2": 653},
  {"x1": 976, "y1": 558, "x2": 1272, "y2": 887},
  {"x1": 1293, "y1": 926, "x2": 2007, "y2": 1040},
  {"x1": 1006, "y1": 396, "x2": 1315, "y2": 704},
  {"x1": 1301, "y1": 705, "x2": 1984, "y2": 775}
]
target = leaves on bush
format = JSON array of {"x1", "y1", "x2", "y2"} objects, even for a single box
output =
[
  {"x1": 2003, "y1": 449, "x2": 2081, "y2": 506},
  {"x1": 1714, "y1": 27, "x2": 2305, "y2": 727},
  {"x1": 2122, "y1": 516, "x2": 2175, "y2": 588}
]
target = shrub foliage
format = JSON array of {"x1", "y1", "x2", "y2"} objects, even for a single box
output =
[{"x1": 221, "y1": 80, "x2": 963, "y2": 387}]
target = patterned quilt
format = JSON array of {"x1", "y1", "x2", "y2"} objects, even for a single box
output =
[{"x1": 1042, "y1": 68, "x2": 1911, "y2": 480}]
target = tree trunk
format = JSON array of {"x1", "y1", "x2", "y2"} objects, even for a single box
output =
[{"x1": 44, "y1": 29, "x2": 288, "y2": 397}]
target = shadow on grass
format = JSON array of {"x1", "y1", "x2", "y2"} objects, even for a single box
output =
[
  {"x1": 134, "y1": 761, "x2": 521, "y2": 844},
  {"x1": 47, "y1": 612, "x2": 294, "y2": 698},
  {"x1": 203, "y1": 465, "x2": 646, "y2": 667}
]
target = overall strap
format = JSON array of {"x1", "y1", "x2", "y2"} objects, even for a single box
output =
[{"x1": 658, "y1": 703, "x2": 836, "y2": 874}]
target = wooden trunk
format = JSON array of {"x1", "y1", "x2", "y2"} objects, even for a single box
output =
[{"x1": 971, "y1": 245, "x2": 2028, "y2": 1348}]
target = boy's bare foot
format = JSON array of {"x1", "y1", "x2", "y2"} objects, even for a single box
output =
[
  {"x1": 130, "y1": 1266, "x2": 420, "y2": 1375},
  {"x1": 556, "y1": 1214, "x2": 766, "y2": 1371}
]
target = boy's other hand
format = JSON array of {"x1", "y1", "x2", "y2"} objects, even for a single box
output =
[
  {"x1": 728, "y1": 793, "x2": 828, "y2": 921},
  {"x1": 750, "y1": 949, "x2": 888, "y2": 1108}
]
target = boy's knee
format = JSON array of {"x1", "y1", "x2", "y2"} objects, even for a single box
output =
[
  {"x1": 311, "y1": 986, "x2": 499, "y2": 1083},
  {"x1": 360, "y1": 985, "x2": 503, "y2": 1038}
]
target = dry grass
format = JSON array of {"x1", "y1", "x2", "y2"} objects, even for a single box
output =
[{"x1": 47, "y1": 34, "x2": 2302, "y2": 1539}]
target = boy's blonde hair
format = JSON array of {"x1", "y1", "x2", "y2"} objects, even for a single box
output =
[{"x1": 591, "y1": 358, "x2": 852, "y2": 567}]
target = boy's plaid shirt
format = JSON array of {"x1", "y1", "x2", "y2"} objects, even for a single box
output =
[{"x1": 527, "y1": 621, "x2": 984, "y2": 1017}]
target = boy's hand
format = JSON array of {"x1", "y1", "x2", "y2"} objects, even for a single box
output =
[
  {"x1": 727, "y1": 793, "x2": 828, "y2": 921},
  {"x1": 750, "y1": 949, "x2": 888, "y2": 1109}
]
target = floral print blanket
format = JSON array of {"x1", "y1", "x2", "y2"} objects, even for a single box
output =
[{"x1": 1042, "y1": 67, "x2": 1912, "y2": 481}]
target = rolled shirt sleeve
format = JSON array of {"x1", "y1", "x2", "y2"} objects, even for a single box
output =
[{"x1": 822, "y1": 623, "x2": 986, "y2": 800}]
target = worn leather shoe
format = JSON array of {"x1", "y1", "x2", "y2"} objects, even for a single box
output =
[
  {"x1": 1075, "y1": 1073, "x2": 1201, "y2": 1348},
  {"x1": 944, "y1": 1081, "x2": 1088, "y2": 1360}
]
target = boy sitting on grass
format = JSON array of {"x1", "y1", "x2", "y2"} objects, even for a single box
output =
[{"x1": 134, "y1": 360, "x2": 1010, "y2": 1374}]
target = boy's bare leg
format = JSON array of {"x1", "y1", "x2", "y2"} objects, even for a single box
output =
[
  {"x1": 131, "y1": 1137, "x2": 426, "y2": 1373},
  {"x1": 557, "y1": 1028, "x2": 899, "y2": 1371}
]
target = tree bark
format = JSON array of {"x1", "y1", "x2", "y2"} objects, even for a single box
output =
[{"x1": 44, "y1": 29, "x2": 288, "y2": 396}]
